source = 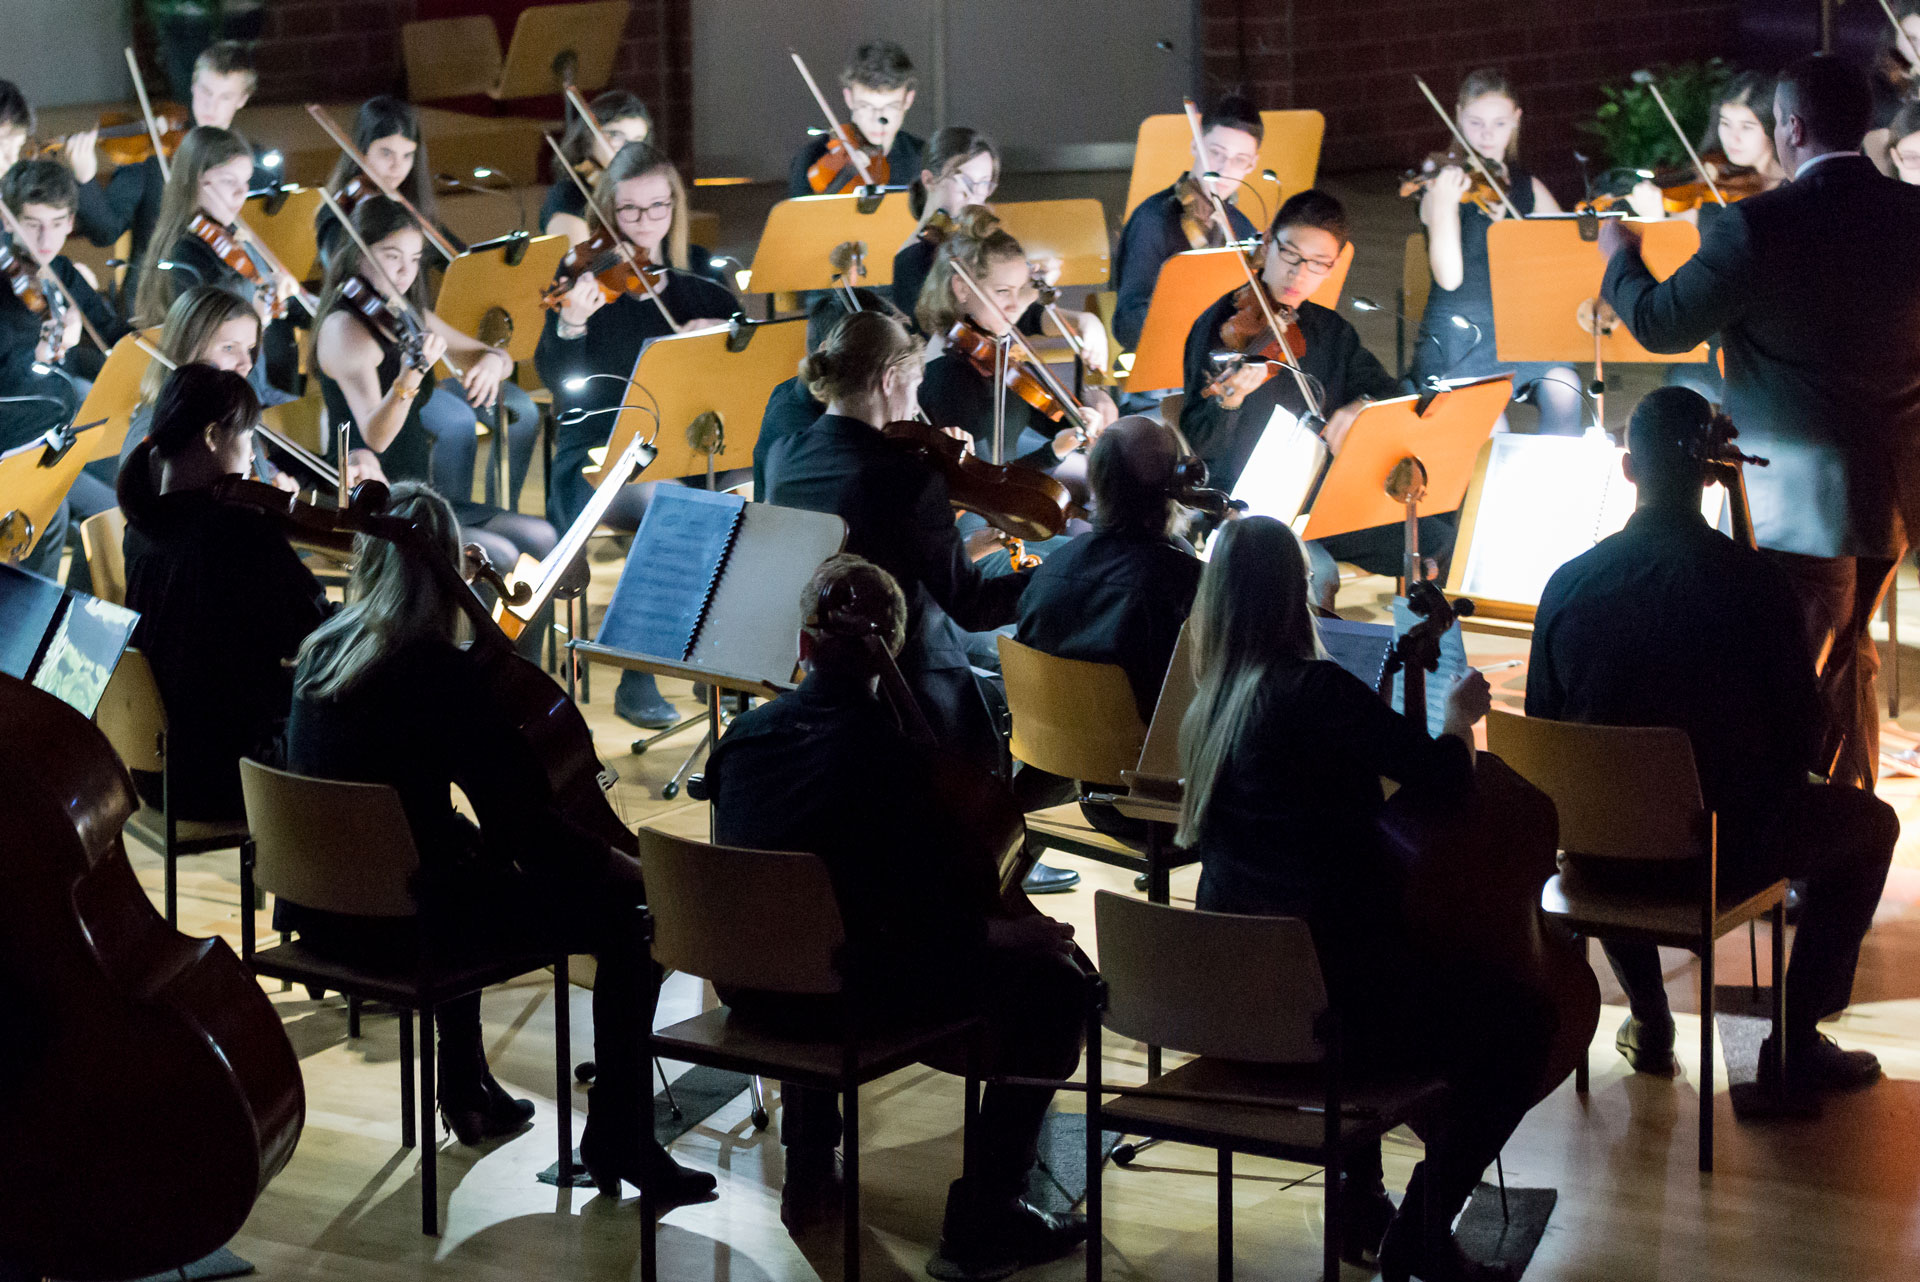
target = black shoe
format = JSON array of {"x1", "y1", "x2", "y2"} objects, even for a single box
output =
[
  {"x1": 1378, "y1": 1211, "x2": 1516, "y2": 1282},
  {"x1": 579, "y1": 1106, "x2": 718, "y2": 1207},
  {"x1": 779, "y1": 1147, "x2": 844, "y2": 1233},
  {"x1": 1759, "y1": 1031, "x2": 1881, "y2": 1095},
  {"x1": 1337, "y1": 1178, "x2": 1397, "y2": 1266},
  {"x1": 925, "y1": 1179, "x2": 1089, "y2": 1281},
  {"x1": 615, "y1": 672, "x2": 680, "y2": 729},
  {"x1": 440, "y1": 1073, "x2": 535, "y2": 1146},
  {"x1": 1021, "y1": 862, "x2": 1080, "y2": 895},
  {"x1": 1615, "y1": 1014, "x2": 1677, "y2": 1075}
]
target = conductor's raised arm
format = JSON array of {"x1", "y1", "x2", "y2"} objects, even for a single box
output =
[{"x1": 1599, "y1": 204, "x2": 1757, "y2": 356}]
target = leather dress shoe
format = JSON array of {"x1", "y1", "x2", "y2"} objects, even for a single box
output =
[
  {"x1": 1615, "y1": 1015, "x2": 1677, "y2": 1075},
  {"x1": 925, "y1": 1179, "x2": 1088, "y2": 1281},
  {"x1": 1022, "y1": 862, "x2": 1080, "y2": 895},
  {"x1": 1759, "y1": 1031, "x2": 1881, "y2": 1095},
  {"x1": 1338, "y1": 1177, "x2": 1397, "y2": 1266},
  {"x1": 1378, "y1": 1214, "x2": 1516, "y2": 1282}
]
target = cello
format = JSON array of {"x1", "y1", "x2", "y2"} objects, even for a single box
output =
[{"x1": 0, "y1": 676, "x2": 303, "y2": 1280}]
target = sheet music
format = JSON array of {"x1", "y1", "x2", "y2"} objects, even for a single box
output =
[
  {"x1": 1208, "y1": 405, "x2": 1329, "y2": 556},
  {"x1": 598, "y1": 488, "x2": 746, "y2": 661}
]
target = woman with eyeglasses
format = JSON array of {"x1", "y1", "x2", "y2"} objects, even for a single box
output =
[
  {"x1": 1179, "y1": 190, "x2": 1426, "y2": 612},
  {"x1": 533, "y1": 140, "x2": 737, "y2": 728}
]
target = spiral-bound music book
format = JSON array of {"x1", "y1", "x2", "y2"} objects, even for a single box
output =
[{"x1": 598, "y1": 487, "x2": 747, "y2": 663}]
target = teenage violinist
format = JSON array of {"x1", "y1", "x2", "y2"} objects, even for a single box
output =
[
  {"x1": 1111, "y1": 94, "x2": 1263, "y2": 352},
  {"x1": 311, "y1": 196, "x2": 556, "y2": 583},
  {"x1": 755, "y1": 287, "x2": 901, "y2": 498},
  {"x1": 1411, "y1": 69, "x2": 1581, "y2": 435},
  {"x1": 915, "y1": 207, "x2": 1116, "y2": 501},
  {"x1": 1625, "y1": 72, "x2": 1786, "y2": 224},
  {"x1": 787, "y1": 41, "x2": 924, "y2": 198},
  {"x1": 315, "y1": 96, "x2": 466, "y2": 273},
  {"x1": 1178, "y1": 190, "x2": 1419, "y2": 611},
  {"x1": 542, "y1": 90, "x2": 652, "y2": 247}
]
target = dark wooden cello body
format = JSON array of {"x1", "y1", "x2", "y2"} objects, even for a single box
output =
[{"x1": 0, "y1": 676, "x2": 303, "y2": 1280}]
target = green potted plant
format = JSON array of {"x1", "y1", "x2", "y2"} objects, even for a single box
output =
[
  {"x1": 133, "y1": 0, "x2": 267, "y2": 98},
  {"x1": 1581, "y1": 59, "x2": 1734, "y2": 177}
]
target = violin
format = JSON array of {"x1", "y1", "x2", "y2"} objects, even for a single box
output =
[
  {"x1": 1175, "y1": 172, "x2": 1234, "y2": 250},
  {"x1": 1398, "y1": 146, "x2": 1508, "y2": 217},
  {"x1": 883, "y1": 417, "x2": 1074, "y2": 558},
  {"x1": 945, "y1": 316, "x2": 1091, "y2": 439},
  {"x1": 540, "y1": 227, "x2": 669, "y2": 311},
  {"x1": 188, "y1": 213, "x2": 290, "y2": 319},
  {"x1": 1583, "y1": 152, "x2": 1769, "y2": 216},
  {"x1": 35, "y1": 104, "x2": 189, "y2": 167},
  {"x1": 338, "y1": 275, "x2": 430, "y2": 372},
  {"x1": 1202, "y1": 275, "x2": 1307, "y2": 402},
  {"x1": 1, "y1": 234, "x2": 76, "y2": 361},
  {"x1": 808, "y1": 125, "x2": 892, "y2": 195},
  {"x1": 1373, "y1": 579, "x2": 1602, "y2": 1108},
  {"x1": 0, "y1": 673, "x2": 304, "y2": 1280}
]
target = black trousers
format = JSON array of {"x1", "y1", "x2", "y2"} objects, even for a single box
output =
[
  {"x1": 726, "y1": 947, "x2": 1087, "y2": 1199},
  {"x1": 1764, "y1": 550, "x2": 1899, "y2": 790},
  {"x1": 1589, "y1": 783, "x2": 1896, "y2": 1037}
]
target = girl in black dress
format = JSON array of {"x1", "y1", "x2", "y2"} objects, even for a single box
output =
[{"x1": 1411, "y1": 69, "x2": 1580, "y2": 434}]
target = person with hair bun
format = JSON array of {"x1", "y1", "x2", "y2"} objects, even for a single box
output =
[
  {"x1": 118, "y1": 363, "x2": 329, "y2": 824},
  {"x1": 753, "y1": 286, "x2": 904, "y2": 499},
  {"x1": 706, "y1": 552, "x2": 1087, "y2": 1274},
  {"x1": 915, "y1": 205, "x2": 1116, "y2": 502}
]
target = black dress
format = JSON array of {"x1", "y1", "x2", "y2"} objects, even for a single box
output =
[
  {"x1": 316, "y1": 309, "x2": 439, "y2": 484},
  {"x1": 1409, "y1": 164, "x2": 1548, "y2": 388}
]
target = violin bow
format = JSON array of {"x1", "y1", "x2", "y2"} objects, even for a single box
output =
[
  {"x1": 0, "y1": 199, "x2": 114, "y2": 357},
  {"x1": 305, "y1": 104, "x2": 462, "y2": 263},
  {"x1": 1411, "y1": 77, "x2": 1523, "y2": 221},
  {"x1": 945, "y1": 254, "x2": 1093, "y2": 440},
  {"x1": 228, "y1": 214, "x2": 321, "y2": 317},
  {"x1": 1178, "y1": 99, "x2": 1324, "y2": 419},
  {"x1": 541, "y1": 132, "x2": 685, "y2": 333},
  {"x1": 124, "y1": 46, "x2": 172, "y2": 182},
  {"x1": 316, "y1": 186, "x2": 469, "y2": 384},
  {"x1": 789, "y1": 49, "x2": 879, "y2": 189},
  {"x1": 1633, "y1": 73, "x2": 1726, "y2": 207},
  {"x1": 563, "y1": 85, "x2": 619, "y2": 169},
  {"x1": 1879, "y1": 0, "x2": 1920, "y2": 71}
]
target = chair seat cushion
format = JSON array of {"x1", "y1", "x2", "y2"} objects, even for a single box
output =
[
  {"x1": 651, "y1": 1007, "x2": 981, "y2": 1090},
  {"x1": 125, "y1": 806, "x2": 250, "y2": 852},
  {"x1": 1541, "y1": 872, "x2": 1787, "y2": 945},
  {"x1": 246, "y1": 937, "x2": 556, "y2": 1006},
  {"x1": 1100, "y1": 1056, "x2": 1446, "y2": 1158}
]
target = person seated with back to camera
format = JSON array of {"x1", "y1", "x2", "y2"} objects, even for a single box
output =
[
  {"x1": 1527, "y1": 386, "x2": 1896, "y2": 1092},
  {"x1": 704, "y1": 552, "x2": 1089, "y2": 1281}
]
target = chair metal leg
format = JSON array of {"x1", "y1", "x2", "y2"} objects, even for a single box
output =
[
  {"x1": 399, "y1": 1008, "x2": 416, "y2": 1149},
  {"x1": 1770, "y1": 900, "x2": 1788, "y2": 1085},
  {"x1": 1496, "y1": 1153, "x2": 1509, "y2": 1223},
  {"x1": 1087, "y1": 1011, "x2": 1104, "y2": 1282},
  {"x1": 1217, "y1": 1148, "x2": 1233, "y2": 1282},
  {"x1": 748, "y1": 1074, "x2": 769, "y2": 1130},
  {"x1": 347, "y1": 995, "x2": 362, "y2": 1039},
  {"x1": 1573, "y1": 934, "x2": 1591, "y2": 1094},
  {"x1": 164, "y1": 848, "x2": 177, "y2": 926},
  {"x1": 555, "y1": 963, "x2": 573, "y2": 1187},
  {"x1": 1749, "y1": 921, "x2": 1761, "y2": 997},
  {"x1": 1699, "y1": 942, "x2": 1715, "y2": 1174},
  {"x1": 421, "y1": 1002, "x2": 438, "y2": 1235},
  {"x1": 843, "y1": 1080, "x2": 861, "y2": 1282},
  {"x1": 640, "y1": 1192, "x2": 657, "y2": 1282},
  {"x1": 656, "y1": 1058, "x2": 682, "y2": 1118},
  {"x1": 1321, "y1": 1148, "x2": 1340, "y2": 1282},
  {"x1": 961, "y1": 1075, "x2": 980, "y2": 1177}
]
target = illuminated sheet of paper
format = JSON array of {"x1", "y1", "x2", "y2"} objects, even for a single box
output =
[{"x1": 1229, "y1": 404, "x2": 1328, "y2": 526}]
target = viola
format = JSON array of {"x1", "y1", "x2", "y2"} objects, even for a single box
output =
[
  {"x1": 1398, "y1": 146, "x2": 1508, "y2": 218},
  {"x1": 945, "y1": 316, "x2": 1090, "y2": 436},
  {"x1": 0, "y1": 673, "x2": 304, "y2": 1279},
  {"x1": 188, "y1": 212, "x2": 288, "y2": 319},
  {"x1": 541, "y1": 227, "x2": 668, "y2": 311},
  {"x1": 1202, "y1": 276, "x2": 1307, "y2": 401},
  {"x1": 806, "y1": 124, "x2": 891, "y2": 195},
  {"x1": 35, "y1": 103, "x2": 189, "y2": 167},
  {"x1": 883, "y1": 417, "x2": 1074, "y2": 545}
]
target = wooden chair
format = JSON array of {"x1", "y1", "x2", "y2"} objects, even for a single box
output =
[
  {"x1": 1397, "y1": 231, "x2": 1432, "y2": 378},
  {"x1": 997, "y1": 636, "x2": 1198, "y2": 903},
  {"x1": 236, "y1": 759, "x2": 575, "y2": 1235},
  {"x1": 92, "y1": 648, "x2": 249, "y2": 925},
  {"x1": 1486, "y1": 712, "x2": 1786, "y2": 1172},
  {"x1": 1087, "y1": 891, "x2": 1446, "y2": 1282},
  {"x1": 78, "y1": 507, "x2": 126, "y2": 605},
  {"x1": 637, "y1": 827, "x2": 985, "y2": 1282}
]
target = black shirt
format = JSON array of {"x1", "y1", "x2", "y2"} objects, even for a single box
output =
[
  {"x1": 75, "y1": 148, "x2": 279, "y2": 283},
  {"x1": 1179, "y1": 294, "x2": 1401, "y2": 493},
  {"x1": 122, "y1": 487, "x2": 329, "y2": 821},
  {"x1": 707, "y1": 668, "x2": 995, "y2": 988},
  {"x1": 753, "y1": 374, "x2": 822, "y2": 498},
  {"x1": 539, "y1": 179, "x2": 587, "y2": 234},
  {"x1": 0, "y1": 256, "x2": 129, "y2": 449},
  {"x1": 787, "y1": 129, "x2": 925, "y2": 199},
  {"x1": 1111, "y1": 180, "x2": 1257, "y2": 351},
  {"x1": 1526, "y1": 505, "x2": 1821, "y2": 828},
  {"x1": 316, "y1": 308, "x2": 439, "y2": 484},
  {"x1": 919, "y1": 350, "x2": 1060, "y2": 473},
  {"x1": 1014, "y1": 527, "x2": 1201, "y2": 720}
]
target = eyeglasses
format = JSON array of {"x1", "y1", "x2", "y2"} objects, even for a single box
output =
[
  {"x1": 614, "y1": 198, "x2": 675, "y2": 223},
  {"x1": 1270, "y1": 242, "x2": 1338, "y2": 275},
  {"x1": 1203, "y1": 145, "x2": 1258, "y2": 176},
  {"x1": 945, "y1": 171, "x2": 993, "y2": 198}
]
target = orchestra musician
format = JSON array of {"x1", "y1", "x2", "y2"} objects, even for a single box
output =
[
  {"x1": 533, "y1": 139, "x2": 735, "y2": 729},
  {"x1": 753, "y1": 286, "x2": 901, "y2": 499},
  {"x1": 118, "y1": 363, "x2": 328, "y2": 824},
  {"x1": 706, "y1": 553, "x2": 1088, "y2": 1275},
  {"x1": 73, "y1": 41, "x2": 272, "y2": 278},
  {"x1": 786, "y1": 40, "x2": 924, "y2": 198},
  {"x1": 282, "y1": 480, "x2": 716, "y2": 1204},
  {"x1": 1598, "y1": 53, "x2": 1920, "y2": 791},
  {"x1": 314, "y1": 96, "x2": 466, "y2": 272},
  {"x1": 0, "y1": 159, "x2": 130, "y2": 583},
  {"x1": 1110, "y1": 94, "x2": 1263, "y2": 353},
  {"x1": 311, "y1": 195, "x2": 555, "y2": 590},
  {"x1": 1625, "y1": 71, "x2": 1787, "y2": 224},
  {"x1": 1177, "y1": 515, "x2": 1547, "y2": 1282},
  {"x1": 541, "y1": 89, "x2": 652, "y2": 247},
  {"x1": 1885, "y1": 101, "x2": 1920, "y2": 182},
  {"x1": 1527, "y1": 388, "x2": 1896, "y2": 1090},
  {"x1": 1178, "y1": 189, "x2": 1426, "y2": 611},
  {"x1": 0, "y1": 80, "x2": 35, "y2": 173},
  {"x1": 1411, "y1": 69, "x2": 1581, "y2": 435}
]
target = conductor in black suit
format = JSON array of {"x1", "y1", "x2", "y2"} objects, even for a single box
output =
[{"x1": 1598, "y1": 54, "x2": 1920, "y2": 789}]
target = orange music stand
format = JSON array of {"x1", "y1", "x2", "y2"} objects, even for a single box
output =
[
  {"x1": 991, "y1": 199, "x2": 1110, "y2": 288},
  {"x1": 585, "y1": 316, "x2": 810, "y2": 488},
  {"x1": 742, "y1": 191, "x2": 918, "y2": 296},
  {"x1": 75, "y1": 332, "x2": 158, "y2": 463},
  {"x1": 1123, "y1": 242, "x2": 1353, "y2": 393},
  {"x1": 240, "y1": 186, "x2": 324, "y2": 284},
  {"x1": 431, "y1": 234, "x2": 569, "y2": 363},
  {"x1": 1123, "y1": 110, "x2": 1326, "y2": 224},
  {"x1": 403, "y1": 2, "x2": 630, "y2": 103},
  {"x1": 0, "y1": 424, "x2": 106, "y2": 562},
  {"x1": 1487, "y1": 217, "x2": 1708, "y2": 365}
]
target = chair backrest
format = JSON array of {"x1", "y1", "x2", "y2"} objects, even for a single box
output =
[
  {"x1": 1486, "y1": 711, "x2": 1704, "y2": 861},
  {"x1": 997, "y1": 636, "x2": 1148, "y2": 788},
  {"x1": 94, "y1": 647, "x2": 164, "y2": 773},
  {"x1": 239, "y1": 759, "x2": 421, "y2": 918},
  {"x1": 637, "y1": 827, "x2": 846, "y2": 995},
  {"x1": 1132, "y1": 619, "x2": 1197, "y2": 787},
  {"x1": 1095, "y1": 891, "x2": 1329, "y2": 1063},
  {"x1": 1401, "y1": 231, "x2": 1432, "y2": 337},
  {"x1": 79, "y1": 508, "x2": 128, "y2": 605}
]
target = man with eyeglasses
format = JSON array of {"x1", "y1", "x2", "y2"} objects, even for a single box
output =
[
  {"x1": 787, "y1": 41, "x2": 924, "y2": 198},
  {"x1": 1111, "y1": 94, "x2": 1264, "y2": 352},
  {"x1": 1180, "y1": 190, "x2": 1432, "y2": 611}
]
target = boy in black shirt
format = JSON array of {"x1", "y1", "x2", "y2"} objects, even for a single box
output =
[{"x1": 787, "y1": 41, "x2": 924, "y2": 197}]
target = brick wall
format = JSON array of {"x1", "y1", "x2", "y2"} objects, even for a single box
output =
[{"x1": 1200, "y1": 0, "x2": 1741, "y2": 190}]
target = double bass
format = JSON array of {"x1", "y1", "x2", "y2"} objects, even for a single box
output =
[{"x1": 0, "y1": 677, "x2": 303, "y2": 1279}]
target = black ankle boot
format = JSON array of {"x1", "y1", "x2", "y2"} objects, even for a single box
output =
[
  {"x1": 1377, "y1": 1167, "x2": 1514, "y2": 1282},
  {"x1": 579, "y1": 1091, "x2": 717, "y2": 1207},
  {"x1": 440, "y1": 1070, "x2": 535, "y2": 1146},
  {"x1": 1337, "y1": 1176, "x2": 1397, "y2": 1266}
]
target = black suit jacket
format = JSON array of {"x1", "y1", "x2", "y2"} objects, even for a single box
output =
[{"x1": 1603, "y1": 155, "x2": 1920, "y2": 558}]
